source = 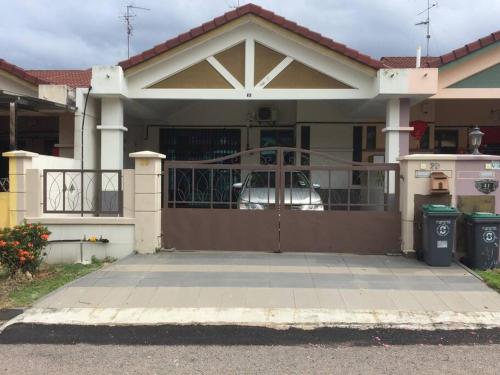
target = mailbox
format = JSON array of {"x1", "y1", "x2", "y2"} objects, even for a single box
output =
[{"x1": 430, "y1": 172, "x2": 449, "y2": 194}]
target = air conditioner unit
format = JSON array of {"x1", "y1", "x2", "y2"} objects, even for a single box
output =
[{"x1": 257, "y1": 107, "x2": 278, "y2": 123}]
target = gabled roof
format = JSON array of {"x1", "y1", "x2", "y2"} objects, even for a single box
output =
[
  {"x1": 26, "y1": 69, "x2": 91, "y2": 87},
  {"x1": 0, "y1": 58, "x2": 49, "y2": 85},
  {"x1": 380, "y1": 56, "x2": 439, "y2": 68},
  {"x1": 118, "y1": 3, "x2": 383, "y2": 71},
  {"x1": 424, "y1": 30, "x2": 500, "y2": 68}
]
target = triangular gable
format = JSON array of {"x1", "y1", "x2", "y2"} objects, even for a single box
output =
[
  {"x1": 254, "y1": 42, "x2": 286, "y2": 84},
  {"x1": 214, "y1": 42, "x2": 245, "y2": 85},
  {"x1": 448, "y1": 63, "x2": 500, "y2": 88},
  {"x1": 144, "y1": 40, "x2": 356, "y2": 90},
  {"x1": 148, "y1": 60, "x2": 232, "y2": 89},
  {"x1": 266, "y1": 60, "x2": 353, "y2": 89}
]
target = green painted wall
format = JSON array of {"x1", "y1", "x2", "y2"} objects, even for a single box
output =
[{"x1": 449, "y1": 63, "x2": 500, "y2": 88}]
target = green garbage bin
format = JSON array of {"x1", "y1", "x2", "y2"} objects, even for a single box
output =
[
  {"x1": 421, "y1": 204, "x2": 460, "y2": 267},
  {"x1": 464, "y1": 212, "x2": 500, "y2": 270}
]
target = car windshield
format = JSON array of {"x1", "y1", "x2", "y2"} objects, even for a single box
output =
[{"x1": 244, "y1": 171, "x2": 311, "y2": 188}]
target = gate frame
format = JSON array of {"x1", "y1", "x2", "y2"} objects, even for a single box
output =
[{"x1": 162, "y1": 147, "x2": 400, "y2": 253}]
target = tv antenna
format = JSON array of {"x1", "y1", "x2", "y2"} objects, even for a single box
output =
[
  {"x1": 226, "y1": 0, "x2": 241, "y2": 9},
  {"x1": 121, "y1": 4, "x2": 150, "y2": 58},
  {"x1": 415, "y1": 0, "x2": 438, "y2": 57}
]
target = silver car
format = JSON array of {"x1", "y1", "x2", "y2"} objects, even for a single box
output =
[{"x1": 233, "y1": 171, "x2": 324, "y2": 210}]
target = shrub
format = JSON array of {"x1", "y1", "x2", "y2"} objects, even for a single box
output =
[{"x1": 0, "y1": 222, "x2": 50, "y2": 276}]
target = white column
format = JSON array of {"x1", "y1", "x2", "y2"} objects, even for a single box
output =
[
  {"x1": 383, "y1": 98, "x2": 412, "y2": 163},
  {"x1": 383, "y1": 98, "x2": 413, "y2": 203},
  {"x1": 130, "y1": 151, "x2": 165, "y2": 253},
  {"x1": 98, "y1": 97, "x2": 127, "y2": 169}
]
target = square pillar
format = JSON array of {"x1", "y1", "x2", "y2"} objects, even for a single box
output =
[
  {"x1": 130, "y1": 151, "x2": 165, "y2": 253},
  {"x1": 98, "y1": 97, "x2": 127, "y2": 169},
  {"x1": 1, "y1": 150, "x2": 38, "y2": 225},
  {"x1": 382, "y1": 98, "x2": 413, "y2": 163}
]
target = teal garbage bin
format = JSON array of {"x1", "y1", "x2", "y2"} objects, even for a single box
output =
[
  {"x1": 421, "y1": 204, "x2": 460, "y2": 267},
  {"x1": 464, "y1": 212, "x2": 500, "y2": 270}
]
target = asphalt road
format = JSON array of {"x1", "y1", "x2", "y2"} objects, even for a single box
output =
[{"x1": 0, "y1": 343, "x2": 498, "y2": 374}]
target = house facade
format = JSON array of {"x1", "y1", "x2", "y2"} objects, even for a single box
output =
[{"x1": 1, "y1": 4, "x2": 500, "y2": 260}]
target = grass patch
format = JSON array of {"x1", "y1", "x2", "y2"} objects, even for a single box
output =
[
  {"x1": 0, "y1": 257, "x2": 113, "y2": 308},
  {"x1": 477, "y1": 268, "x2": 500, "y2": 293}
]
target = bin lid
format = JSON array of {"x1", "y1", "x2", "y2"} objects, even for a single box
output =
[
  {"x1": 464, "y1": 212, "x2": 500, "y2": 219},
  {"x1": 422, "y1": 204, "x2": 459, "y2": 213}
]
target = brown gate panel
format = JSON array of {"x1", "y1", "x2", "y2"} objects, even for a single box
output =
[
  {"x1": 163, "y1": 208, "x2": 279, "y2": 251},
  {"x1": 161, "y1": 147, "x2": 401, "y2": 254},
  {"x1": 279, "y1": 211, "x2": 401, "y2": 254}
]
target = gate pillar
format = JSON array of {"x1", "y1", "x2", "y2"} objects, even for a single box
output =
[
  {"x1": 130, "y1": 151, "x2": 165, "y2": 254},
  {"x1": 2, "y1": 150, "x2": 38, "y2": 226}
]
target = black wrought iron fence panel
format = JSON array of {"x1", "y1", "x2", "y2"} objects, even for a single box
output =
[
  {"x1": 167, "y1": 167, "x2": 242, "y2": 208},
  {"x1": 43, "y1": 170, "x2": 122, "y2": 216},
  {"x1": 0, "y1": 178, "x2": 8, "y2": 192}
]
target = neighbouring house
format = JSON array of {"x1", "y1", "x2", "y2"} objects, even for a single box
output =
[{"x1": 1, "y1": 3, "x2": 500, "y2": 261}]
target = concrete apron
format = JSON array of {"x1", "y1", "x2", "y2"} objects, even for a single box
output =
[{"x1": 2, "y1": 252, "x2": 500, "y2": 332}]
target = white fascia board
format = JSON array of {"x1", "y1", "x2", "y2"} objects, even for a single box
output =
[
  {"x1": 206, "y1": 56, "x2": 244, "y2": 89},
  {"x1": 249, "y1": 89, "x2": 375, "y2": 100},
  {"x1": 90, "y1": 66, "x2": 127, "y2": 96},
  {"x1": 127, "y1": 89, "x2": 248, "y2": 100},
  {"x1": 126, "y1": 88, "x2": 375, "y2": 100},
  {"x1": 377, "y1": 68, "x2": 438, "y2": 96}
]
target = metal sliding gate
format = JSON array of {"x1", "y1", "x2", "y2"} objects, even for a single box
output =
[{"x1": 162, "y1": 147, "x2": 401, "y2": 254}]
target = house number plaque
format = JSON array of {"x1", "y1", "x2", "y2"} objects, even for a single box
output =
[{"x1": 475, "y1": 179, "x2": 499, "y2": 194}]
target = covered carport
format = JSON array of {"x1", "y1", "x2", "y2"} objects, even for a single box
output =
[{"x1": 0, "y1": 90, "x2": 76, "y2": 180}]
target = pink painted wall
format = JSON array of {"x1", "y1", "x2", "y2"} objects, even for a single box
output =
[{"x1": 455, "y1": 160, "x2": 500, "y2": 213}]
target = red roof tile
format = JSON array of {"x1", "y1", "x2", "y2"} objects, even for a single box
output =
[
  {"x1": 118, "y1": 2, "x2": 383, "y2": 70},
  {"x1": 422, "y1": 30, "x2": 500, "y2": 68},
  {"x1": 26, "y1": 69, "x2": 91, "y2": 87},
  {"x1": 0, "y1": 58, "x2": 48, "y2": 86},
  {"x1": 380, "y1": 56, "x2": 439, "y2": 68}
]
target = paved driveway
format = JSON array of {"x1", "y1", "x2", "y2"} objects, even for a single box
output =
[{"x1": 7, "y1": 252, "x2": 500, "y2": 330}]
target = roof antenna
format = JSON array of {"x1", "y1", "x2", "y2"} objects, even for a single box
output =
[
  {"x1": 121, "y1": 4, "x2": 150, "y2": 59},
  {"x1": 226, "y1": 0, "x2": 241, "y2": 9},
  {"x1": 415, "y1": 0, "x2": 438, "y2": 58}
]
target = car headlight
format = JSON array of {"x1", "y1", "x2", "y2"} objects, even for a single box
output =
[
  {"x1": 239, "y1": 202, "x2": 265, "y2": 210},
  {"x1": 300, "y1": 204, "x2": 324, "y2": 211}
]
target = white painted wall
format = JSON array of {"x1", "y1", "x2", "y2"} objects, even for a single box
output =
[
  {"x1": 39, "y1": 223, "x2": 134, "y2": 263},
  {"x1": 74, "y1": 88, "x2": 99, "y2": 169},
  {"x1": 99, "y1": 97, "x2": 126, "y2": 169},
  {"x1": 0, "y1": 71, "x2": 38, "y2": 97},
  {"x1": 57, "y1": 113, "x2": 75, "y2": 158},
  {"x1": 31, "y1": 155, "x2": 80, "y2": 170},
  {"x1": 297, "y1": 101, "x2": 355, "y2": 189}
]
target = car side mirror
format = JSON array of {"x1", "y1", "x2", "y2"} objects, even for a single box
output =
[
  {"x1": 232, "y1": 182, "x2": 243, "y2": 189},
  {"x1": 312, "y1": 183, "x2": 320, "y2": 189}
]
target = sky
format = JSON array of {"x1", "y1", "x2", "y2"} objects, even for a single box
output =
[{"x1": 1, "y1": 0, "x2": 499, "y2": 69}]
